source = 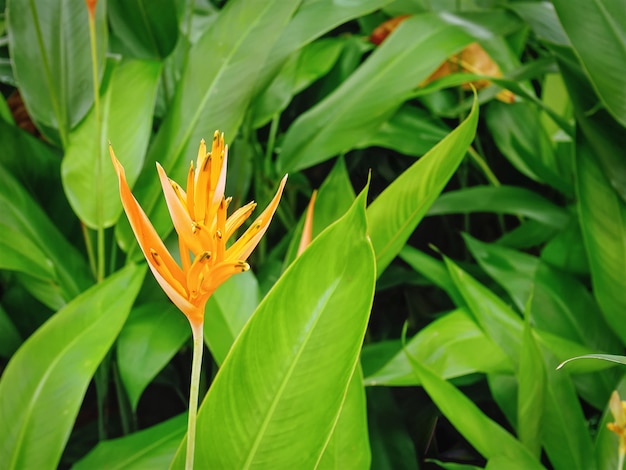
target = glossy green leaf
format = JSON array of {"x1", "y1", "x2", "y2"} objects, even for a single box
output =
[
  {"x1": 428, "y1": 185, "x2": 571, "y2": 229},
  {"x1": 117, "y1": 301, "x2": 190, "y2": 411},
  {"x1": 360, "y1": 104, "x2": 449, "y2": 157},
  {"x1": 73, "y1": 413, "x2": 186, "y2": 470},
  {"x1": 171, "y1": 188, "x2": 376, "y2": 468},
  {"x1": 252, "y1": 38, "x2": 344, "y2": 128},
  {"x1": 367, "y1": 96, "x2": 478, "y2": 277},
  {"x1": 256, "y1": 0, "x2": 392, "y2": 95},
  {"x1": 485, "y1": 102, "x2": 573, "y2": 196},
  {"x1": 278, "y1": 13, "x2": 473, "y2": 172},
  {"x1": 551, "y1": 0, "x2": 626, "y2": 127},
  {"x1": 108, "y1": 0, "x2": 178, "y2": 59},
  {"x1": 404, "y1": 341, "x2": 543, "y2": 468},
  {"x1": 6, "y1": 0, "x2": 106, "y2": 144},
  {"x1": 363, "y1": 308, "x2": 511, "y2": 386},
  {"x1": 0, "y1": 264, "x2": 145, "y2": 470},
  {"x1": 317, "y1": 369, "x2": 371, "y2": 469},
  {"x1": 62, "y1": 58, "x2": 161, "y2": 228},
  {"x1": 203, "y1": 270, "x2": 260, "y2": 366},
  {"x1": 0, "y1": 305, "x2": 21, "y2": 358},
  {"x1": 0, "y1": 166, "x2": 91, "y2": 308},
  {"x1": 576, "y1": 140, "x2": 626, "y2": 345},
  {"x1": 464, "y1": 234, "x2": 620, "y2": 354},
  {"x1": 558, "y1": 354, "x2": 626, "y2": 371},
  {"x1": 517, "y1": 314, "x2": 545, "y2": 458},
  {"x1": 445, "y1": 259, "x2": 597, "y2": 469},
  {"x1": 117, "y1": 0, "x2": 301, "y2": 253}
]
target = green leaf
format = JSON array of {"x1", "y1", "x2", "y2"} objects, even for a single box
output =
[
  {"x1": 0, "y1": 264, "x2": 145, "y2": 470},
  {"x1": 203, "y1": 271, "x2": 260, "y2": 366},
  {"x1": 403, "y1": 338, "x2": 543, "y2": 468},
  {"x1": 428, "y1": 185, "x2": 571, "y2": 229},
  {"x1": 62, "y1": 58, "x2": 161, "y2": 228},
  {"x1": 117, "y1": 301, "x2": 190, "y2": 411},
  {"x1": 558, "y1": 354, "x2": 626, "y2": 371},
  {"x1": 171, "y1": 187, "x2": 376, "y2": 468},
  {"x1": 363, "y1": 308, "x2": 511, "y2": 386},
  {"x1": 278, "y1": 13, "x2": 473, "y2": 172},
  {"x1": 551, "y1": 0, "x2": 626, "y2": 127},
  {"x1": 576, "y1": 139, "x2": 626, "y2": 345},
  {"x1": 317, "y1": 369, "x2": 371, "y2": 469},
  {"x1": 6, "y1": 0, "x2": 107, "y2": 145},
  {"x1": 73, "y1": 413, "x2": 186, "y2": 470},
  {"x1": 108, "y1": 0, "x2": 178, "y2": 60},
  {"x1": 367, "y1": 96, "x2": 478, "y2": 277},
  {"x1": 485, "y1": 102, "x2": 573, "y2": 196},
  {"x1": 517, "y1": 311, "x2": 545, "y2": 459},
  {"x1": 117, "y1": 0, "x2": 301, "y2": 253},
  {"x1": 0, "y1": 165, "x2": 92, "y2": 308},
  {"x1": 360, "y1": 104, "x2": 449, "y2": 157},
  {"x1": 0, "y1": 304, "x2": 22, "y2": 358}
]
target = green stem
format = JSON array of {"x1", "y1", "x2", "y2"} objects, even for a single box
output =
[
  {"x1": 186, "y1": 321, "x2": 204, "y2": 470},
  {"x1": 87, "y1": 11, "x2": 105, "y2": 283},
  {"x1": 467, "y1": 146, "x2": 500, "y2": 188},
  {"x1": 619, "y1": 450, "x2": 625, "y2": 470}
]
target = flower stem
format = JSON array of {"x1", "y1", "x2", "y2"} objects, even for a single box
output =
[
  {"x1": 186, "y1": 321, "x2": 204, "y2": 469},
  {"x1": 618, "y1": 450, "x2": 625, "y2": 470}
]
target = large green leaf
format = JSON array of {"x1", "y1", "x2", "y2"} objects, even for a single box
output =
[
  {"x1": 117, "y1": 0, "x2": 301, "y2": 253},
  {"x1": 428, "y1": 185, "x2": 571, "y2": 229},
  {"x1": 404, "y1": 341, "x2": 543, "y2": 469},
  {"x1": 117, "y1": 301, "x2": 190, "y2": 411},
  {"x1": 108, "y1": 0, "x2": 178, "y2": 60},
  {"x1": 551, "y1": 0, "x2": 626, "y2": 127},
  {"x1": 0, "y1": 166, "x2": 92, "y2": 308},
  {"x1": 367, "y1": 97, "x2": 478, "y2": 277},
  {"x1": 0, "y1": 305, "x2": 21, "y2": 358},
  {"x1": 203, "y1": 271, "x2": 260, "y2": 366},
  {"x1": 171, "y1": 188, "x2": 376, "y2": 468},
  {"x1": 0, "y1": 264, "x2": 145, "y2": 469},
  {"x1": 6, "y1": 0, "x2": 106, "y2": 145},
  {"x1": 362, "y1": 308, "x2": 511, "y2": 386},
  {"x1": 278, "y1": 13, "x2": 473, "y2": 172},
  {"x1": 62, "y1": 58, "x2": 161, "y2": 228},
  {"x1": 576, "y1": 139, "x2": 626, "y2": 345},
  {"x1": 317, "y1": 369, "x2": 371, "y2": 469},
  {"x1": 444, "y1": 259, "x2": 597, "y2": 470},
  {"x1": 73, "y1": 413, "x2": 186, "y2": 470}
]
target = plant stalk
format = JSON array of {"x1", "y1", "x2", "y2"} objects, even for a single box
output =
[{"x1": 186, "y1": 321, "x2": 204, "y2": 469}]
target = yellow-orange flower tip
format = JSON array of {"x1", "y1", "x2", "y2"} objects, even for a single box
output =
[
  {"x1": 297, "y1": 189, "x2": 317, "y2": 257},
  {"x1": 608, "y1": 390, "x2": 626, "y2": 455},
  {"x1": 110, "y1": 136, "x2": 287, "y2": 328}
]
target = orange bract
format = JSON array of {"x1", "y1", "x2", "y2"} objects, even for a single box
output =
[{"x1": 111, "y1": 131, "x2": 287, "y2": 327}]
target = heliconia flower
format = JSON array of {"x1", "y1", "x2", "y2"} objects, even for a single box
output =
[
  {"x1": 110, "y1": 131, "x2": 287, "y2": 327},
  {"x1": 608, "y1": 390, "x2": 626, "y2": 456}
]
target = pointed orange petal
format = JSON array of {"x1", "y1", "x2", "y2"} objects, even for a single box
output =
[
  {"x1": 297, "y1": 189, "x2": 317, "y2": 257},
  {"x1": 208, "y1": 134, "x2": 228, "y2": 224},
  {"x1": 157, "y1": 163, "x2": 212, "y2": 255},
  {"x1": 206, "y1": 259, "x2": 250, "y2": 290},
  {"x1": 227, "y1": 175, "x2": 287, "y2": 261},
  {"x1": 225, "y1": 201, "x2": 257, "y2": 241},
  {"x1": 186, "y1": 160, "x2": 196, "y2": 220},
  {"x1": 109, "y1": 147, "x2": 193, "y2": 315}
]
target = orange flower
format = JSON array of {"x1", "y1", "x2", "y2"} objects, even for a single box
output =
[{"x1": 111, "y1": 131, "x2": 287, "y2": 327}]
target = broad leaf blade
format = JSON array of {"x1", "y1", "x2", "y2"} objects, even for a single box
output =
[
  {"x1": 62, "y1": 58, "x2": 161, "y2": 228},
  {"x1": 278, "y1": 13, "x2": 473, "y2": 172},
  {"x1": 0, "y1": 264, "x2": 145, "y2": 469},
  {"x1": 551, "y1": 0, "x2": 626, "y2": 127},
  {"x1": 171, "y1": 188, "x2": 376, "y2": 468},
  {"x1": 367, "y1": 97, "x2": 478, "y2": 277},
  {"x1": 74, "y1": 413, "x2": 186, "y2": 470},
  {"x1": 6, "y1": 0, "x2": 106, "y2": 143}
]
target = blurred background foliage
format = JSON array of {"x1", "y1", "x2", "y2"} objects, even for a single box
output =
[{"x1": 0, "y1": 0, "x2": 625, "y2": 468}]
